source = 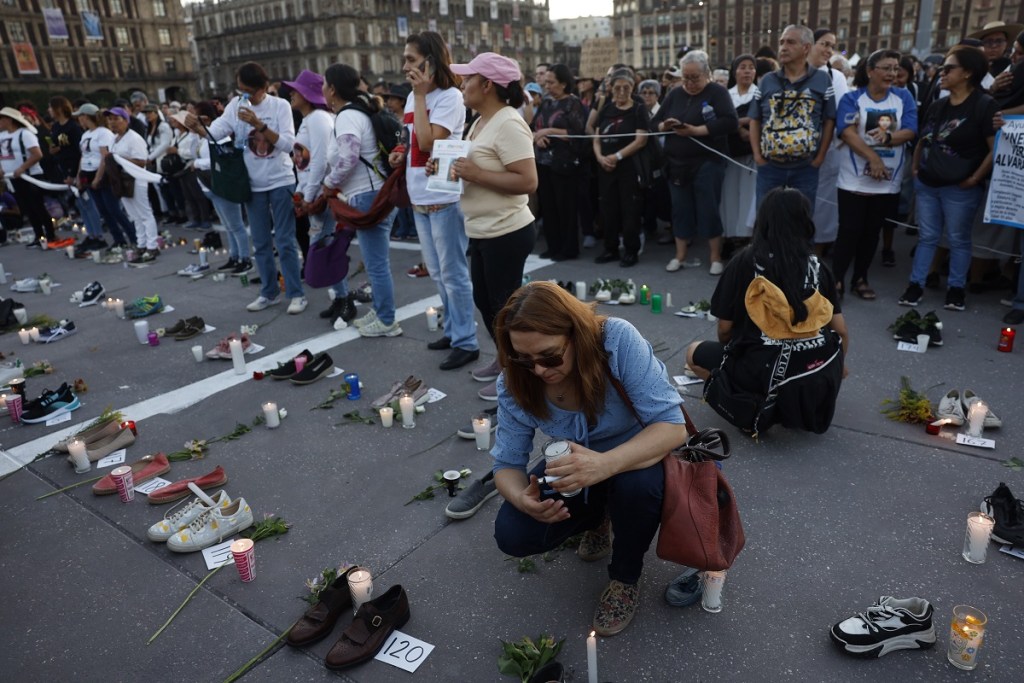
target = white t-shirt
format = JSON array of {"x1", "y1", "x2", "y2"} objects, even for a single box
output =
[
  {"x1": 207, "y1": 94, "x2": 296, "y2": 192},
  {"x1": 404, "y1": 86, "x2": 466, "y2": 205},
  {"x1": 324, "y1": 106, "x2": 381, "y2": 198},
  {"x1": 461, "y1": 106, "x2": 535, "y2": 239},
  {"x1": 294, "y1": 108, "x2": 334, "y2": 202},
  {"x1": 836, "y1": 86, "x2": 918, "y2": 194},
  {"x1": 0, "y1": 128, "x2": 43, "y2": 176},
  {"x1": 79, "y1": 127, "x2": 115, "y2": 172},
  {"x1": 111, "y1": 129, "x2": 148, "y2": 163}
]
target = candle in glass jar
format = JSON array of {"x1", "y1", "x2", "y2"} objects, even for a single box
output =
[
  {"x1": 962, "y1": 511, "x2": 995, "y2": 564},
  {"x1": 379, "y1": 406, "x2": 394, "y2": 428},
  {"x1": 966, "y1": 401, "x2": 986, "y2": 437},
  {"x1": 473, "y1": 414, "x2": 491, "y2": 451},
  {"x1": 17, "y1": 328, "x2": 30, "y2": 345},
  {"x1": 399, "y1": 393, "x2": 415, "y2": 429},
  {"x1": 68, "y1": 438, "x2": 91, "y2": 473},
  {"x1": 347, "y1": 568, "x2": 374, "y2": 615},
  {"x1": 114, "y1": 298, "x2": 125, "y2": 318},
  {"x1": 998, "y1": 327, "x2": 1015, "y2": 352},
  {"x1": 262, "y1": 402, "x2": 280, "y2": 428},
  {"x1": 426, "y1": 306, "x2": 439, "y2": 331},
  {"x1": 947, "y1": 605, "x2": 987, "y2": 670}
]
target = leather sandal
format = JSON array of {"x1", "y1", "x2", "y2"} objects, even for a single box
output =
[
  {"x1": 853, "y1": 279, "x2": 876, "y2": 300},
  {"x1": 324, "y1": 584, "x2": 410, "y2": 670},
  {"x1": 287, "y1": 567, "x2": 358, "y2": 647}
]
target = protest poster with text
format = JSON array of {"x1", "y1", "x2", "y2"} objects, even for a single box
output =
[{"x1": 984, "y1": 115, "x2": 1024, "y2": 230}]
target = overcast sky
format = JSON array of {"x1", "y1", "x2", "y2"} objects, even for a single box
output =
[{"x1": 549, "y1": 0, "x2": 613, "y2": 20}]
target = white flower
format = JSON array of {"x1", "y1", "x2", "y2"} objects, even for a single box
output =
[
  {"x1": 415, "y1": 405, "x2": 425, "y2": 414},
  {"x1": 278, "y1": 408, "x2": 288, "y2": 419}
]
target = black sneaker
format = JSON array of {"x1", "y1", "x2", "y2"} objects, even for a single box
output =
[
  {"x1": 38, "y1": 320, "x2": 76, "y2": 343},
  {"x1": 231, "y1": 259, "x2": 253, "y2": 276},
  {"x1": 944, "y1": 287, "x2": 966, "y2": 311},
  {"x1": 829, "y1": 596, "x2": 936, "y2": 658},
  {"x1": 888, "y1": 310, "x2": 922, "y2": 343},
  {"x1": 334, "y1": 294, "x2": 357, "y2": 324},
  {"x1": 217, "y1": 257, "x2": 238, "y2": 271},
  {"x1": 267, "y1": 349, "x2": 314, "y2": 380},
  {"x1": 80, "y1": 281, "x2": 105, "y2": 308},
  {"x1": 921, "y1": 310, "x2": 943, "y2": 346},
  {"x1": 881, "y1": 249, "x2": 896, "y2": 267},
  {"x1": 20, "y1": 383, "x2": 82, "y2": 424},
  {"x1": 319, "y1": 298, "x2": 343, "y2": 319},
  {"x1": 898, "y1": 283, "x2": 923, "y2": 307},
  {"x1": 444, "y1": 471, "x2": 499, "y2": 520},
  {"x1": 981, "y1": 482, "x2": 1024, "y2": 546},
  {"x1": 289, "y1": 351, "x2": 334, "y2": 385}
]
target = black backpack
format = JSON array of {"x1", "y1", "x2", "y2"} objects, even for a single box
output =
[{"x1": 340, "y1": 100, "x2": 403, "y2": 179}]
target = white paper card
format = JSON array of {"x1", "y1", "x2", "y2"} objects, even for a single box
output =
[
  {"x1": 425, "y1": 139, "x2": 471, "y2": 194},
  {"x1": 45, "y1": 412, "x2": 73, "y2": 426},
  {"x1": 134, "y1": 477, "x2": 172, "y2": 495},
  {"x1": 425, "y1": 388, "x2": 446, "y2": 403},
  {"x1": 96, "y1": 450, "x2": 126, "y2": 468},
  {"x1": 999, "y1": 544, "x2": 1024, "y2": 560},
  {"x1": 673, "y1": 375, "x2": 703, "y2": 386},
  {"x1": 163, "y1": 305, "x2": 176, "y2": 314},
  {"x1": 374, "y1": 630, "x2": 435, "y2": 672},
  {"x1": 201, "y1": 539, "x2": 237, "y2": 571},
  {"x1": 896, "y1": 341, "x2": 926, "y2": 353},
  {"x1": 203, "y1": 324, "x2": 216, "y2": 333},
  {"x1": 955, "y1": 433, "x2": 995, "y2": 449},
  {"x1": 245, "y1": 343, "x2": 265, "y2": 355},
  {"x1": 326, "y1": 367, "x2": 344, "y2": 378}
]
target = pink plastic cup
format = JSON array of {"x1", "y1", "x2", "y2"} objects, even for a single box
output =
[
  {"x1": 8, "y1": 394, "x2": 23, "y2": 423},
  {"x1": 293, "y1": 356, "x2": 307, "y2": 374}
]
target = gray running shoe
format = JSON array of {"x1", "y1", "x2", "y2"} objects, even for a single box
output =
[{"x1": 444, "y1": 472, "x2": 498, "y2": 520}]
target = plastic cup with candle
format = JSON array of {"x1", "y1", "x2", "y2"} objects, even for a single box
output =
[
  {"x1": 39, "y1": 279, "x2": 51, "y2": 295},
  {"x1": 947, "y1": 605, "x2": 987, "y2": 670},
  {"x1": 962, "y1": 511, "x2": 995, "y2": 564},
  {"x1": 230, "y1": 538, "x2": 256, "y2": 582},
  {"x1": 651, "y1": 293, "x2": 663, "y2": 313},
  {"x1": 13, "y1": 307, "x2": 26, "y2": 324},
  {"x1": 379, "y1": 406, "x2": 394, "y2": 428},
  {"x1": 916, "y1": 333, "x2": 929, "y2": 352},
  {"x1": 147, "y1": 331, "x2": 160, "y2": 346},
  {"x1": 9, "y1": 378, "x2": 25, "y2": 396},
  {"x1": 134, "y1": 320, "x2": 149, "y2": 344},
  {"x1": 230, "y1": 338, "x2": 246, "y2": 374},
  {"x1": 17, "y1": 328, "x2": 30, "y2": 345},
  {"x1": 701, "y1": 570, "x2": 727, "y2": 613},
  {"x1": 68, "y1": 438, "x2": 91, "y2": 474},
  {"x1": 966, "y1": 401, "x2": 986, "y2": 437},
  {"x1": 92, "y1": 250, "x2": 103, "y2": 263},
  {"x1": 998, "y1": 326, "x2": 1015, "y2": 352},
  {"x1": 114, "y1": 298, "x2": 125, "y2": 318},
  {"x1": 110, "y1": 465, "x2": 135, "y2": 503},
  {"x1": 399, "y1": 392, "x2": 415, "y2": 429},
  {"x1": 347, "y1": 567, "x2": 373, "y2": 615},
  {"x1": 442, "y1": 469, "x2": 461, "y2": 496},
  {"x1": 65, "y1": 246, "x2": 75, "y2": 259},
  {"x1": 473, "y1": 413, "x2": 492, "y2": 451},
  {"x1": 191, "y1": 344, "x2": 204, "y2": 362},
  {"x1": 344, "y1": 373, "x2": 361, "y2": 400},
  {"x1": 28, "y1": 327, "x2": 40, "y2": 342},
  {"x1": 293, "y1": 355, "x2": 307, "y2": 374},
  {"x1": 262, "y1": 401, "x2": 281, "y2": 428},
  {"x1": 426, "y1": 306, "x2": 439, "y2": 331},
  {"x1": 7, "y1": 394, "x2": 22, "y2": 423},
  {"x1": 587, "y1": 631, "x2": 598, "y2": 683},
  {"x1": 575, "y1": 281, "x2": 587, "y2": 301}
]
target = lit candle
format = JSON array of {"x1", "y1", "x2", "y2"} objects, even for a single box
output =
[
  {"x1": 425, "y1": 306, "x2": 439, "y2": 331},
  {"x1": 947, "y1": 605, "x2": 987, "y2": 670},
  {"x1": 229, "y1": 338, "x2": 246, "y2": 374},
  {"x1": 701, "y1": 570, "x2": 727, "y2": 613},
  {"x1": 962, "y1": 511, "x2": 995, "y2": 564},
  {"x1": 262, "y1": 402, "x2": 280, "y2": 428},
  {"x1": 28, "y1": 327, "x2": 40, "y2": 342},
  {"x1": 926, "y1": 418, "x2": 951, "y2": 435},
  {"x1": 966, "y1": 401, "x2": 986, "y2": 437},
  {"x1": 133, "y1": 320, "x2": 149, "y2": 344},
  {"x1": 587, "y1": 631, "x2": 598, "y2": 683},
  {"x1": 199, "y1": 247, "x2": 208, "y2": 266},
  {"x1": 68, "y1": 438, "x2": 91, "y2": 473},
  {"x1": 399, "y1": 393, "x2": 415, "y2": 429},
  {"x1": 347, "y1": 568, "x2": 373, "y2": 615},
  {"x1": 0, "y1": 394, "x2": 6, "y2": 410},
  {"x1": 379, "y1": 406, "x2": 394, "y2": 428},
  {"x1": 114, "y1": 298, "x2": 125, "y2": 318},
  {"x1": 17, "y1": 328, "x2": 30, "y2": 345},
  {"x1": 998, "y1": 326, "x2": 1015, "y2": 352},
  {"x1": 473, "y1": 413, "x2": 492, "y2": 451}
]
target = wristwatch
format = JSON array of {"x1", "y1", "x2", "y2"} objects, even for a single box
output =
[
  {"x1": 615, "y1": 151, "x2": 623, "y2": 161},
  {"x1": 258, "y1": 123, "x2": 268, "y2": 133}
]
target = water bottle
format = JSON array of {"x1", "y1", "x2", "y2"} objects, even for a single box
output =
[
  {"x1": 701, "y1": 101, "x2": 716, "y2": 124},
  {"x1": 235, "y1": 93, "x2": 251, "y2": 149}
]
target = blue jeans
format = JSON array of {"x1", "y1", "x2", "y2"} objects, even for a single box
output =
[
  {"x1": 494, "y1": 459, "x2": 665, "y2": 584},
  {"x1": 349, "y1": 190, "x2": 397, "y2": 324},
  {"x1": 246, "y1": 183, "x2": 303, "y2": 301},
  {"x1": 391, "y1": 206, "x2": 416, "y2": 239},
  {"x1": 669, "y1": 158, "x2": 726, "y2": 239},
  {"x1": 77, "y1": 187, "x2": 105, "y2": 239},
  {"x1": 413, "y1": 203, "x2": 478, "y2": 351},
  {"x1": 92, "y1": 184, "x2": 135, "y2": 245},
  {"x1": 910, "y1": 179, "x2": 983, "y2": 289},
  {"x1": 755, "y1": 161, "x2": 820, "y2": 210},
  {"x1": 202, "y1": 188, "x2": 249, "y2": 261}
]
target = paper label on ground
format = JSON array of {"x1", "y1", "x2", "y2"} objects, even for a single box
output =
[
  {"x1": 896, "y1": 341, "x2": 926, "y2": 353},
  {"x1": 201, "y1": 539, "x2": 237, "y2": 570},
  {"x1": 163, "y1": 305, "x2": 175, "y2": 314},
  {"x1": 425, "y1": 388, "x2": 446, "y2": 403},
  {"x1": 326, "y1": 367, "x2": 344, "y2": 378},
  {"x1": 45, "y1": 412, "x2": 72, "y2": 426},
  {"x1": 245, "y1": 343, "x2": 265, "y2": 355},
  {"x1": 955, "y1": 433, "x2": 995, "y2": 449},
  {"x1": 374, "y1": 630, "x2": 435, "y2": 672},
  {"x1": 134, "y1": 477, "x2": 172, "y2": 495},
  {"x1": 673, "y1": 375, "x2": 703, "y2": 386},
  {"x1": 96, "y1": 450, "x2": 126, "y2": 468},
  {"x1": 999, "y1": 544, "x2": 1024, "y2": 560}
]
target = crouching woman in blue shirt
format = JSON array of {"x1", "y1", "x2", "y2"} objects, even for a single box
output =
[{"x1": 491, "y1": 281, "x2": 687, "y2": 636}]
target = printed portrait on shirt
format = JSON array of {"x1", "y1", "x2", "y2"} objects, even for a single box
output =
[
  {"x1": 865, "y1": 108, "x2": 898, "y2": 158},
  {"x1": 292, "y1": 142, "x2": 311, "y2": 171},
  {"x1": 249, "y1": 129, "x2": 273, "y2": 158}
]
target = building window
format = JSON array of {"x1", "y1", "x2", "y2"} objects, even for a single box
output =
[
  {"x1": 111, "y1": 0, "x2": 123, "y2": 12},
  {"x1": 158, "y1": 28, "x2": 172, "y2": 45},
  {"x1": 860, "y1": 9, "x2": 871, "y2": 22},
  {"x1": 880, "y1": 23, "x2": 891, "y2": 36},
  {"x1": 8, "y1": 21, "x2": 26, "y2": 41},
  {"x1": 115, "y1": 26, "x2": 130, "y2": 45},
  {"x1": 164, "y1": 57, "x2": 177, "y2": 72},
  {"x1": 89, "y1": 57, "x2": 104, "y2": 76},
  {"x1": 54, "y1": 56, "x2": 71, "y2": 76},
  {"x1": 121, "y1": 55, "x2": 136, "y2": 73},
  {"x1": 900, "y1": 36, "x2": 912, "y2": 50},
  {"x1": 76, "y1": 0, "x2": 90, "y2": 11},
  {"x1": 903, "y1": 20, "x2": 915, "y2": 33},
  {"x1": 153, "y1": 0, "x2": 167, "y2": 17}
]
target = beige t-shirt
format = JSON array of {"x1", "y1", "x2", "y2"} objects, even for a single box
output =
[{"x1": 461, "y1": 106, "x2": 535, "y2": 239}]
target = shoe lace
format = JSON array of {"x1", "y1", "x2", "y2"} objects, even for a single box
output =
[
  {"x1": 185, "y1": 508, "x2": 214, "y2": 533},
  {"x1": 853, "y1": 604, "x2": 900, "y2": 633},
  {"x1": 165, "y1": 497, "x2": 205, "y2": 525}
]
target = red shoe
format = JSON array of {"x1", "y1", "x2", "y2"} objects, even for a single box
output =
[
  {"x1": 93, "y1": 453, "x2": 170, "y2": 495},
  {"x1": 146, "y1": 465, "x2": 228, "y2": 504},
  {"x1": 49, "y1": 237, "x2": 76, "y2": 249},
  {"x1": 406, "y1": 263, "x2": 429, "y2": 278}
]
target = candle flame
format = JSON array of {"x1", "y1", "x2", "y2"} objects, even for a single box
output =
[{"x1": 589, "y1": 630, "x2": 595, "y2": 637}]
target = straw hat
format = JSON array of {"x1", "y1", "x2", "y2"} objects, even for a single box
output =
[
  {"x1": 0, "y1": 106, "x2": 37, "y2": 134},
  {"x1": 969, "y1": 20, "x2": 1024, "y2": 41}
]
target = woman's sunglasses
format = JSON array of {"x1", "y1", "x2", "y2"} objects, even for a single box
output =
[{"x1": 508, "y1": 342, "x2": 569, "y2": 369}]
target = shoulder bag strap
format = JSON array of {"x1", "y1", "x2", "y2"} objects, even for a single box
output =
[{"x1": 605, "y1": 369, "x2": 697, "y2": 437}]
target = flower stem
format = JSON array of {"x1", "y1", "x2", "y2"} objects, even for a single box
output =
[
  {"x1": 221, "y1": 618, "x2": 299, "y2": 683},
  {"x1": 147, "y1": 566, "x2": 223, "y2": 645},
  {"x1": 36, "y1": 474, "x2": 105, "y2": 500}
]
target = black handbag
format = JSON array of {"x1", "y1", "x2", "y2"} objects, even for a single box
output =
[
  {"x1": 160, "y1": 153, "x2": 187, "y2": 177},
  {"x1": 209, "y1": 138, "x2": 251, "y2": 203},
  {"x1": 633, "y1": 138, "x2": 665, "y2": 188}
]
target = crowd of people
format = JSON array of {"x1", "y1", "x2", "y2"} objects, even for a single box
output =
[{"x1": 3, "y1": 22, "x2": 1024, "y2": 640}]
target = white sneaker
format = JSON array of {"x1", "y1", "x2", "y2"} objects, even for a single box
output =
[
  {"x1": 936, "y1": 389, "x2": 965, "y2": 426},
  {"x1": 359, "y1": 318, "x2": 403, "y2": 337},
  {"x1": 166, "y1": 497, "x2": 254, "y2": 552},
  {"x1": 618, "y1": 279, "x2": 637, "y2": 305},
  {"x1": 353, "y1": 309, "x2": 379, "y2": 329},
  {"x1": 666, "y1": 258, "x2": 681, "y2": 272},
  {"x1": 246, "y1": 295, "x2": 281, "y2": 312},
  {"x1": 962, "y1": 390, "x2": 1002, "y2": 428},
  {"x1": 146, "y1": 490, "x2": 231, "y2": 542},
  {"x1": 177, "y1": 263, "x2": 210, "y2": 277},
  {"x1": 286, "y1": 296, "x2": 308, "y2": 314},
  {"x1": 709, "y1": 261, "x2": 724, "y2": 276}
]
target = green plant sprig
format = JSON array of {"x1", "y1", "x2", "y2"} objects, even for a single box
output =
[
  {"x1": 497, "y1": 634, "x2": 565, "y2": 682},
  {"x1": 404, "y1": 468, "x2": 471, "y2": 505}
]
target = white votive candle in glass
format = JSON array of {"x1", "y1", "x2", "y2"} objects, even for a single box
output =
[
  {"x1": 28, "y1": 327, "x2": 40, "y2": 342},
  {"x1": 379, "y1": 406, "x2": 394, "y2": 428},
  {"x1": 347, "y1": 568, "x2": 373, "y2": 615},
  {"x1": 473, "y1": 413, "x2": 492, "y2": 451},
  {"x1": 133, "y1": 320, "x2": 149, "y2": 344},
  {"x1": 962, "y1": 511, "x2": 995, "y2": 564},
  {"x1": 948, "y1": 605, "x2": 987, "y2": 670},
  {"x1": 966, "y1": 401, "x2": 987, "y2": 437},
  {"x1": 262, "y1": 402, "x2": 280, "y2": 428},
  {"x1": 399, "y1": 393, "x2": 415, "y2": 429},
  {"x1": 191, "y1": 344, "x2": 204, "y2": 362},
  {"x1": 426, "y1": 306, "x2": 439, "y2": 331},
  {"x1": 114, "y1": 298, "x2": 125, "y2": 318},
  {"x1": 18, "y1": 328, "x2": 30, "y2": 345},
  {"x1": 229, "y1": 338, "x2": 246, "y2": 375},
  {"x1": 701, "y1": 570, "x2": 727, "y2": 613},
  {"x1": 68, "y1": 438, "x2": 91, "y2": 473}
]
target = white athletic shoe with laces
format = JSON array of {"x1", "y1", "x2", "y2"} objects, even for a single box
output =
[
  {"x1": 146, "y1": 490, "x2": 232, "y2": 542},
  {"x1": 166, "y1": 497, "x2": 254, "y2": 552}
]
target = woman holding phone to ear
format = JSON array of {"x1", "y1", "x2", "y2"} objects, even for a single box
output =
[{"x1": 389, "y1": 31, "x2": 480, "y2": 371}]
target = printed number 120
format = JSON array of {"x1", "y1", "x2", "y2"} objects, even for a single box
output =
[{"x1": 383, "y1": 635, "x2": 425, "y2": 663}]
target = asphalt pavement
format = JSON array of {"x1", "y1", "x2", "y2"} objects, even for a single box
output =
[{"x1": 0, "y1": 223, "x2": 1021, "y2": 682}]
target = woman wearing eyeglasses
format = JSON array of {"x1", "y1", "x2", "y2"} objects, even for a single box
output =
[{"x1": 490, "y1": 281, "x2": 687, "y2": 636}]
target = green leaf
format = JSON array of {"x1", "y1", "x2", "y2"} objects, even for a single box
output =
[
  {"x1": 496, "y1": 656, "x2": 524, "y2": 678},
  {"x1": 1003, "y1": 457, "x2": 1024, "y2": 471}
]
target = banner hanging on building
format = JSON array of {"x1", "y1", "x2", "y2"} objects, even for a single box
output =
[
  {"x1": 397, "y1": 16, "x2": 409, "y2": 38},
  {"x1": 82, "y1": 11, "x2": 103, "y2": 41},
  {"x1": 440, "y1": 0, "x2": 448, "y2": 15},
  {"x1": 503, "y1": 23, "x2": 511, "y2": 43},
  {"x1": 481, "y1": 21, "x2": 488, "y2": 44},
  {"x1": 466, "y1": 0, "x2": 473, "y2": 19},
  {"x1": 512, "y1": 0, "x2": 520, "y2": 22},
  {"x1": 411, "y1": 0, "x2": 420, "y2": 13},
  {"x1": 43, "y1": 8, "x2": 70, "y2": 40},
  {"x1": 984, "y1": 115, "x2": 1024, "y2": 229},
  {"x1": 428, "y1": 18, "x2": 437, "y2": 32},
  {"x1": 13, "y1": 42, "x2": 41, "y2": 74},
  {"x1": 490, "y1": 0, "x2": 498, "y2": 20}
]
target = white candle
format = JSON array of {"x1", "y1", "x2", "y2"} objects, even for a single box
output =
[
  {"x1": 262, "y1": 402, "x2": 280, "y2": 428},
  {"x1": 347, "y1": 568, "x2": 374, "y2": 615},
  {"x1": 39, "y1": 279, "x2": 51, "y2": 295},
  {"x1": 962, "y1": 511, "x2": 995, "y2": 564},
  {"x1": 587, "y1": 631, "x2": 598, "y2": 683},
  {"x1": 701, "y1": 570, "x2": 727, "y2": 613},
  {"x1": 199, "y1": 247, "x2": 208, "y2": 266},
  {"x1": 133, "y1": 320, "x2": 149, "y2": 344},
  {"x1": 473, "y1": 414, "x2": 492, "y2": 451},
  {"x1": 17, "y1": 329, "x2": 30, "y2": 345},
  {"x1": 191, "y1": 344, "x2": 204, "y2": 362},
  {"x1": 379, "y1": 406, "x2": 394, "y2": 428},
  {"x1": 229, "y1": 338, "x2": 246, "y2": 375},
  {"x1": 65, "y1": 246, "x2": 75, "y2": 258},
  {"x1": 666, "y1": 292, "x2": 673, "y2": 307},
  {"x1": 399, "y1": 393, "x2": 415, "y2": 429},
  {"x1": 68, "y1": 438, "x2": 91, "y2": 473},
  {"x1": 426, "y1": 306, "x2": 438, "y2": 331},
  {"x1": 967, "y1": 401, "x2": 986, "y2": 437},
  {"x1": 114, "y1": 298, "x2": 125, "y2": 318},
  {"x1": 576, "y1": 280, "x2": 587, "y2": 300},
  {"x1": 0, "y1": 394, "x2": 6, "y2": 410},
  {"x1": 28, "y1": 327, "x2": 40, "y2": 342}
]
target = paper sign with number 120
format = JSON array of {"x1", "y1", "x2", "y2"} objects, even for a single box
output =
[{"x1": 374, "y1": 630, "x2": 434, "y2": 672}]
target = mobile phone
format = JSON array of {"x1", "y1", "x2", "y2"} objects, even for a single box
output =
[{"x1": 420, "y1": 55, "x2": 431, "y2": 73}]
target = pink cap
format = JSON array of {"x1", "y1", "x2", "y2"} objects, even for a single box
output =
[{"x1": 450, "y1": 52, "x2": 522, "y2": 88}]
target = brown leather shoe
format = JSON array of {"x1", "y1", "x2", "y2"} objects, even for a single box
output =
[
  {"x1": 324, "y1": 585, "x2": 410, "y2": 670},
  {"x1": 53, "y1": 419, "x2": 121, "y2": 453},
  {"x1": 82, "y1": 426, "x2": 136, "y2": 462},
  {"x1": 286, "y1": 567, "x2": 358, "y2": 647}
]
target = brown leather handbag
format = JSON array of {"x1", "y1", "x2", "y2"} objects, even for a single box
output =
[{"x1": 609, "y1": 375, "x2": 746, "y2": 571}]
